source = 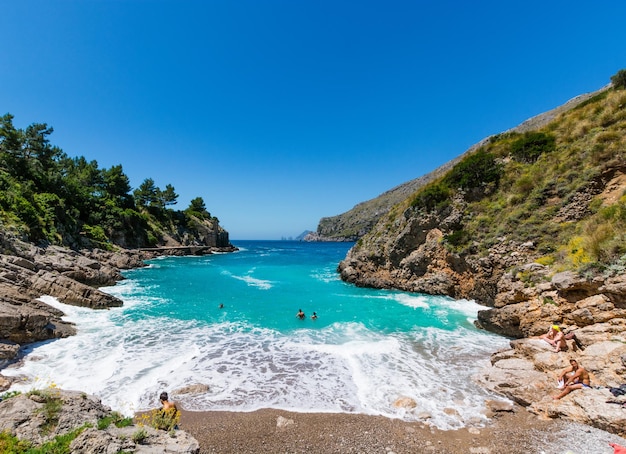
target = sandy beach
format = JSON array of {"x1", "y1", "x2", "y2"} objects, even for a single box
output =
[{"x1": 178, "y1": 406, "x2": 626, "y2": 454}]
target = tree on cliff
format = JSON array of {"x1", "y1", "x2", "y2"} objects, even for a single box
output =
[
  {"x1": 160, "y1": 184, "x2": 178, "y2": 207},
  {"x1": 134, "y1": 178, "x2": 159, "y2": 208},
  {"x1": 186, "y1": 197, "x2": 211, "y2": 219},
  {"x1": 610, "y1": 69, "x2": 626, "y2": 89}
]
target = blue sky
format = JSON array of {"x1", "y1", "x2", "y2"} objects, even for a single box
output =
[{"x1": 2, "y1": 1, "x2": 625, "y2": 240}]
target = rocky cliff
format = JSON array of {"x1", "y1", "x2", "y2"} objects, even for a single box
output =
[{"x1": 337, "y1": 82, "x2": 626, "y2": 433}]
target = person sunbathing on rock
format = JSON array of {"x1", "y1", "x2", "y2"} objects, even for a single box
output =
[
  {"x1": 553, "y1": 359, "x2": 590, "y2": 400},
  {"x1": 539, "y1": 325, "x2": 566, "y2": 352}
]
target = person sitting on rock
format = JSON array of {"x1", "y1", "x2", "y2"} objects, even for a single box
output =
[
  {"x1": 539, "y1": 325, "x2": 566, "y2": 352},
  {"x1": 553, "y1": 359, "x2": 591, "y2": 400}
]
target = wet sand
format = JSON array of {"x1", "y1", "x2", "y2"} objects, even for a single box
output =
[{"x1": 178, "y1": 406, "x2": 626, "y2": 454}]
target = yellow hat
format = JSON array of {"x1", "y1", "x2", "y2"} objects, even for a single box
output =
[{"x1": 552, "y1": 325, "x2": 560, "y2": 331}]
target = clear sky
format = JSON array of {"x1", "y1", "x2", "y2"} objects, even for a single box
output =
[{"x1": 2, "y1": 1, "x2": 625, "y2": 239}]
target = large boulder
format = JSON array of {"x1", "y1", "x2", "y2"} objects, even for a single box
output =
[{"x1": 29, "y1": 271, "x2": 123, "y2": 309}]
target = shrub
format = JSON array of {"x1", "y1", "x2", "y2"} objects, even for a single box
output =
[
  {"x1": 97, "y1": 411, "x2": 133, "y2": 430},
  {"x1": 28, "y1": 388, "x2": 63, "y2": 435},
  {"x1": 137, "y1": 408, "x2": 180, "y2": 432},
  {"x1": 410, "y1": 182, "x2": 450, "y2": 212},
  {"x1": 562, "y1": 236, "x2": 593, "y2": 268},
  {"x1": 535, "y1": 255, "x2": 555, "y2": 266},
  {"x1": 444, "y1": 148, "x2": 501, "y2": 190},
  {"x1": 543, "y1": 296, "x2": 556, "y2": 305},
  {"x1": 513, "y1": 174, "x2": 535, "y2": 197},
  {"x1": 0, "y1": 390, "x2": 21, "y2": 400},
  {"x1": 445, "y1": 229, "x2": 469, "y2": 248},
  {"x1": 510, "y1": 132, "x2": 556, "y2": 163},
  {"x1": 610, "y1": 69, "x2": 626, "y2": 89},
  {"x1": 82, "y1": 224, "x2": 109, "y2": 245},
  {"x1": 0, "y1": 430, "x2": 32, "y2": 452}
]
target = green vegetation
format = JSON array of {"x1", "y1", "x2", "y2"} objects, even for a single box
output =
[
  {"x1": 27, "y1": 389, "x2": 63, "y2": 435},
  {"x1": 611, "y1": 69, "x2": 626, "y2": 89},
  {"x1": 0, "y1": 426, "x2": 89, "y2": 454},
  {"x1": 396, "y1": 69, "x2": 626, "y2": 273},
  {"x1": 97, "y1": 411, "x2": 133, "y2": 430},
  {"x1": 132, "y1": 427, "x2": 148, "y2": 444},
  {"x1": 443, "y1": 148, "x2": 501, "y2": 191},
  {"x1": 0, "y1": 113, "x2": 219, "y2": 248},
  {"x1": 510, "y1": 132, "x2": 556, "y2": 163},
  {"x1": 0, "y1": 391, "x2": 22, "y2": 400},
  {"x1": 410, "y1": 181, "x2": 450, "y2": 211}
]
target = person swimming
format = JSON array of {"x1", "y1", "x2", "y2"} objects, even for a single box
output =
[
  {"x1": 296, "y1": 309, "x2": 305, "y2": 320},
  {"x1": 311, "y1": 311, "x2": 318, "y2": 320}
]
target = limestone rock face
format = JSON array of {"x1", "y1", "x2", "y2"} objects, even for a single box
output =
[
  {"x1": 476, "y1": 267, "x2": 626, "y2": 339},
  {"x1": 0, "y1": 390, "x2": 200, "y2": 453},
  {"x1": 338, "y1": 200, "x2": 530, "y2": 306}
]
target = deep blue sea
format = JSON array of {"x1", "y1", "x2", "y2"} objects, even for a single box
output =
[{"x1": 6, "y1": 240, "x2": 509, "y2": 429}]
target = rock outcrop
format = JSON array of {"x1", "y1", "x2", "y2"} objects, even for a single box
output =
[
  {"x1": 478, "y1": 335, "x2": 626, "y2": 436},
  {"x1": 0, "y1": 389, "x2": 199, "y2": 453}
]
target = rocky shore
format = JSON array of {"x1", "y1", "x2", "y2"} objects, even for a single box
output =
[
  {"x1": 0, "y1": 230, "x2": 236, "y2": 376},
  {"x1": 340, "y1": 244, "x2": 626, "y2": 437}
]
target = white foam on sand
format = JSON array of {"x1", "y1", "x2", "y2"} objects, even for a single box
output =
[{"x1": 5, "y1": 298, "x2": 509, "y2": 430}]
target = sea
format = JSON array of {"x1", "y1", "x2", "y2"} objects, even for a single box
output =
[{"x1": 4, "y1": 240, "x2": 511, "y2": 430}]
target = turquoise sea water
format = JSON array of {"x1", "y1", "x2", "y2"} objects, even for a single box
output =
[{"x1": 5, "y1": 240, "x2": 509, "y2": 430}]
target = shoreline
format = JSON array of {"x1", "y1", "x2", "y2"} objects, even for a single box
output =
[{"x1": 177, "y1": 406, "x2": 626, "y2": 454}]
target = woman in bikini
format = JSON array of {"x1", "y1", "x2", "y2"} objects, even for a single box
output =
[{"x1": 540, "y1": 325, "x2": 567, "y2": 352}]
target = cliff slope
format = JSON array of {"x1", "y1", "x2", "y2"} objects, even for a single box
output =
[{"x1": 311, "y1": 89, "x2": 605, "y2": 241}]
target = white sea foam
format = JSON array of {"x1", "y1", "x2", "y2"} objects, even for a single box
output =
[
  {"x1": 5, "y1": 297, "x2": 508, "y2": 429},
  {"x1": 389, "y1": 293, "x2": 431, "y2": 309},
  {"x1": 220, "y1": 270, "x2": 273, "y2": 290},
  {"x1": 343, "y1": 292, "x2": 430, "y2": 309},
  {"x1": 310, "y1": 267, "x2": 341, "y2": 283}
]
